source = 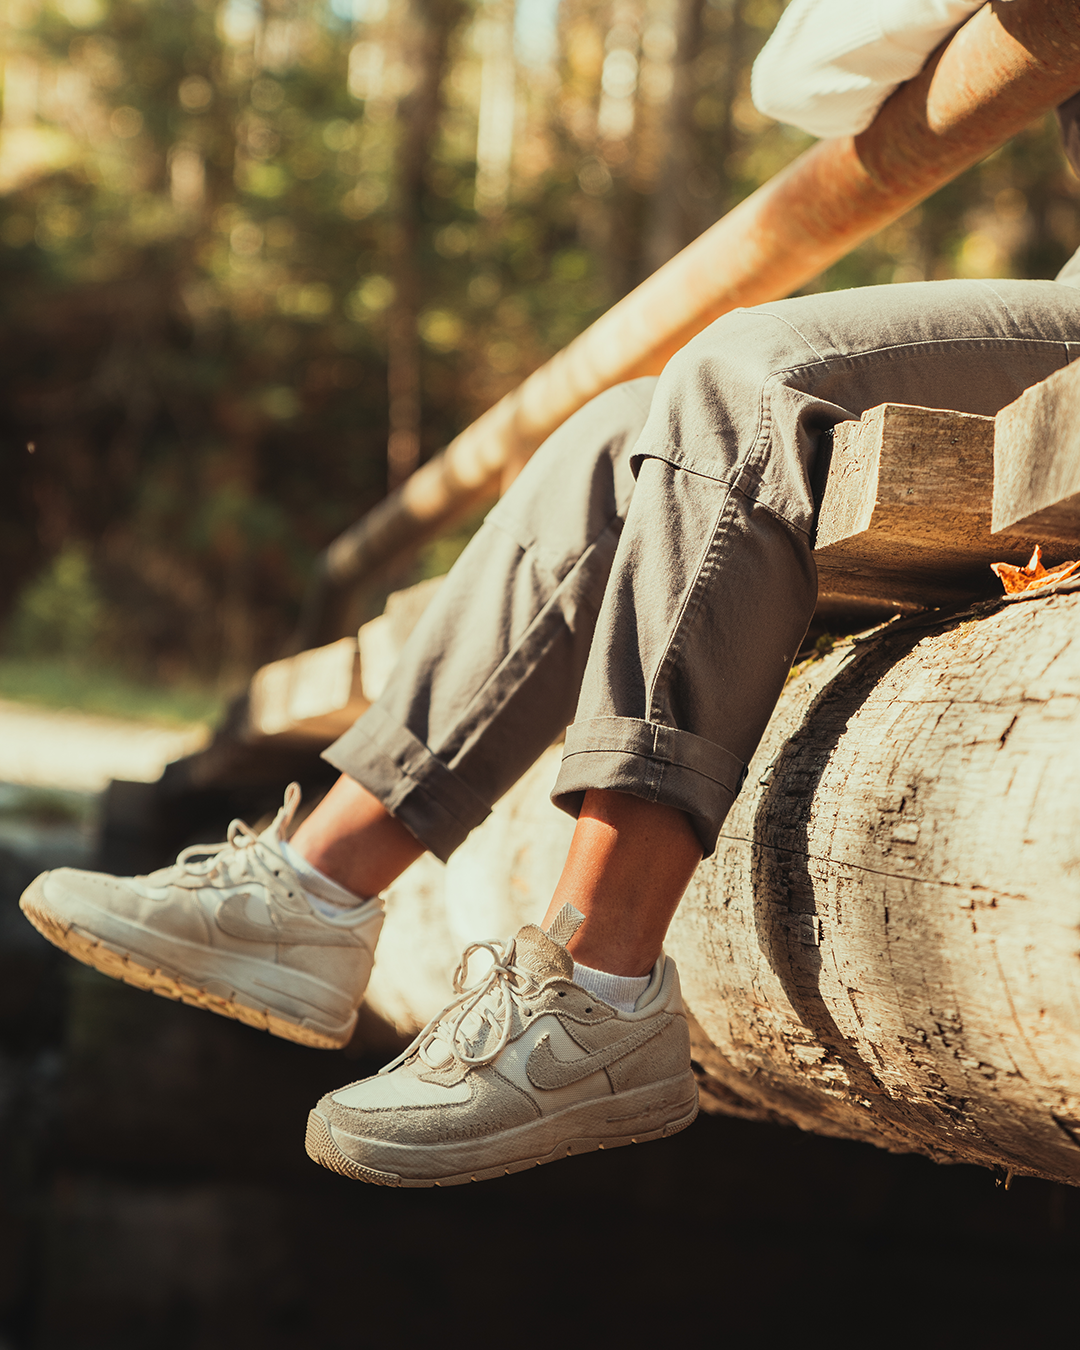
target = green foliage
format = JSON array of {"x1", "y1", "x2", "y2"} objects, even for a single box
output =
[
  {"x1": 0, "y1": 783, "x2": 97, "y2": 827},
  {"x1": 0, "y1": 655, "x2": 225, "y2": 726},
  {"x1": 5, "y1": 546, "x2": 104, "y2": 659}
]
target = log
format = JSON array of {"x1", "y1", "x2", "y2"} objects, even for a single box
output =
[
  {"x1": 666, "y1": 593, "x2": 1080, "y2": 1185},
  {"x1": 365, "y1": 591, "x2": 1080, "y2": 1186},
  {"x1": 993, "y1": 357, "x2": 1080, "y2": 543}
]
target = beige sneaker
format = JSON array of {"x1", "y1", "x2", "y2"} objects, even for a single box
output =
[
  {"x1": 19, "y1": 784, "x2": 383, "y2": 1049},
  {"x1": 304, "y1": 904, "x2": 698, "y2": 1186}
]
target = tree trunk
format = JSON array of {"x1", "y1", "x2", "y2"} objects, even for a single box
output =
[
  {"x1": 367, "y1": 590, "x2": 1080, "y2": 1186},
  {"x1": 386, "y1": 0, "x2": 460, "y2": 490},
  {"x1": 642, "y1": 0, "x2": 706, "y2": 272}
]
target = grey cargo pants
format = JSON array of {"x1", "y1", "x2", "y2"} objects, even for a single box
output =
[{"x1": 326, "y1": 278, "x2": 1080, "y2": 859}]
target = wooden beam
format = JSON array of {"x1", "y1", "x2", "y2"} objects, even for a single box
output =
[
  {"x1": 993, "y1": 358, "x2": 1080, "y2": 543},
  {"x1": 813, "y1": 402, "x2": 1038, "y2": 607},
  {"x1": 242, "y1": 578, "x2": 446, "y2": 748},
  {"x1": 246, "y1": 637, "x2": 367, "y2": 745}
]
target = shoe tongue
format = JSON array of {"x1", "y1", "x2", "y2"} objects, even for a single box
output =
[{"x1": 513, "y1": 924, "x2": 574, "y2": 984}]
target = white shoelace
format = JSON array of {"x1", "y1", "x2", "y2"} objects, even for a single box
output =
[
  {"x1": 380, "y1": 936, "x2": 533, "y2": 1076},
  {"x1": 153, "y1": 785, "x2": 300, "y2": 893}
]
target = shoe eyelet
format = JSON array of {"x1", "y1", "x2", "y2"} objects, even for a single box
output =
[
  {"x1": 524, "y1": 1008, "x2": 532, "y2": 1017},
  {"x1": 585, "y1": 1007, "x2": 593, "y2": 1014},
  {"x1": 557, "y1": 991, "x2": 565, "y2": 997}
]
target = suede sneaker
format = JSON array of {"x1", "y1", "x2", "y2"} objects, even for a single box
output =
[
  {"x1": 304, "y1": 903, "x2": 698, "y2": 1186},
  {"x1": 20, "y1": 784, "x2": 383, "y2": 1049}
]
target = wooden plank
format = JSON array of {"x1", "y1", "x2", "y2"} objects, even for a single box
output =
[
  {"x1": 246, "y1": 637, "x2": 366, "y2": 744},
  {"x1": 240, "y1": 577, "x2": 445, "y2": 748},
  {"x1": 814, "y1": 402, "x2": 1037, "y2": 607},
  {"x1": 993, "y1": 358, "x2": 1080, "y2": 543}
]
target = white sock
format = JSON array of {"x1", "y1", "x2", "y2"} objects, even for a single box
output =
[
  {"x1": 278, "y1": 838, "x2": 369, "y2": 916},
  {"x1": 572, "y1": 960, "x2": 651, "y2": 1014}
]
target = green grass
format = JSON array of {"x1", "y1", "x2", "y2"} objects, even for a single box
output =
[
  {"x1": 0, "y1": 783, "x2": 98, "y2": 825},
  {"x1": 0, "y1": 657, "x2": 227, "y2": 728}
]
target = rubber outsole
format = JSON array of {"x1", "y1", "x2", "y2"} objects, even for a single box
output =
[
  {"x1": 304, "y1": 1096, "x2": 700, "y2": 1188},
  {"x1": 20, "y1": 879, "x2": 353, "y2": 1051}
]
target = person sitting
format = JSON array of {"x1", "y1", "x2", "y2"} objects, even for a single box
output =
[{"x1": 21, "y1": 0, "x2": 1080, "y2": 1187}]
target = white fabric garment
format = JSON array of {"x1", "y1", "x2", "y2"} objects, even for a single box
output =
[{"x1": 751, "y1": 0, "x2": 1010, "y2": 139}]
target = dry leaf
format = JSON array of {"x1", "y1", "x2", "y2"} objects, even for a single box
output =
[{"x1": 991, "y1": 544, "x2": 1080, "y2": 595}]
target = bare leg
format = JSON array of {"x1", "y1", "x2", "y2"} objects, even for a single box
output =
[
  {"x1": 289, "y1": 775, "x2": 424, "y2": 899},
  {"x1": 292, "y1": 778, "x2": 698, "y2": 974},
  {"x1": 541, "y1": 788, "x2": 702, "y2": 977}
]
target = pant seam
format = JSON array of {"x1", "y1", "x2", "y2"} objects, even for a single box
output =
[
  {"x1": 556, "y1": 729, "x2": 745, "y2": 788},
  {"x1": 432, "y1": 516, "x2": 621, "y2": 773},
  {"x1": 645, "y1": 480, "x2": 741, "y2": 727},
  {"x1": 752, "y1": 329, "x2": 1080, "y2": 375},
  {"x1": 487, "y1": 510, "x2": 621, "y2": 589}
]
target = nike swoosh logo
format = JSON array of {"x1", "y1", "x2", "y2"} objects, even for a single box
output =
[
  {"x1": 526, "y1": 1020, "x2": 666, "y2": 1090},
  {"x1": 214, "y1": 893, "x2": 366, "y2": 947}
]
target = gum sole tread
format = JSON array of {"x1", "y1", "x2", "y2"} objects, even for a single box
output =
[
  {"x1": 304, "y1": 1099, "x2": 699, "y2": 1188},
  {"x1": 20, "y1": 890, "x2": 350, "y2": 1051}
]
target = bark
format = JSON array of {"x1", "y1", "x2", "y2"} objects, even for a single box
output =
[
  {"x1": 366, "y1": 590, "x2": 1080, "y2": 1186},
  {"x1": 665, "y1": 590, "x2": 1080, "y2": 1185}
]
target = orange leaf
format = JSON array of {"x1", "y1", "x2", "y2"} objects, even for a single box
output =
[{"x1": 991, "y1": 544, "x2": 1080, "y2": 594}]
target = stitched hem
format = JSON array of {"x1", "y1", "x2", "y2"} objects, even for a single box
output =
[
  {"x1": 323, "y1": 705, "x2": 492, "y2": 863},
  {"x1": 551, "y1": 716, "x2": 746, "y2": 858}
]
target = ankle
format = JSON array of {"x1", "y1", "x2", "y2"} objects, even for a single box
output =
[
  {"x1": 278, "y1": 838, "x2": 370, "y2": 909},
  {"x1": 562, "y1": 927, "x2": 660, "y2": 978},
  {"x1": 288, "y1": 775, "x2": 425, "y2": 897},
  {"x1": 540, "y1": 788, "x2": 700, "y2": 977}
]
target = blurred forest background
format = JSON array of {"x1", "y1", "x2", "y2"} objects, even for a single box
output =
[{"x1": 2, "y1": 0, "x2": 1080, "y2": 721}]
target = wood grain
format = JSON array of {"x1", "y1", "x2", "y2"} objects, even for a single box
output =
[
  {"x1": 665, "y1": 593, "x2": 1080, "y2": 1184},
  {"x1": 993, "y1": 358, "x2": 1080, "y2": 543},
  {"x1": 814, "y1": 403, "x2": 1040, "y2": 606}
]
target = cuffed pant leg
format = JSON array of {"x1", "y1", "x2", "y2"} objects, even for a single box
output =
[
  {"x1": 324, "y1": 378, "x2": 657, "y2": 861},
  {"x1": 554, "y1": 279, "x2": 1080, "y2": 856},
  {"x1": 553, "y1": 457, "x2": 815, "y2": 854}
]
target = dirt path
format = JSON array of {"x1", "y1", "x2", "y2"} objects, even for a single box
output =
[{"x1": 0, "y1": 698, "x2": 207, "y2": 792}]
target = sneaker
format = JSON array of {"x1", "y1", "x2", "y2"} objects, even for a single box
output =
[
  {"x1": 19, "y1": 784, "x2": 383, "y2": 1050},
  {"x1": 304, "y1": 903, "x2": 698, "y2": 1186}
]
